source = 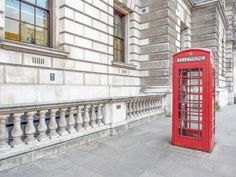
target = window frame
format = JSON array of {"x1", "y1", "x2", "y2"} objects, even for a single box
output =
[
  {"x1": 4, "y1": 0, "x2": 52, "y2": 47},
  {"x1": 113, "y1": 8, "x2": 126, "y2": 63}
]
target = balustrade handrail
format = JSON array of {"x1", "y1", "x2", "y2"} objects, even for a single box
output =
[{"x1": 0, "y1": 95, "x2": 164, "y2": 114}]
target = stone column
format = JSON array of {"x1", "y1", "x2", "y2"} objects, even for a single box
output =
[
  {"x1": 11, "y1": 113, "x2": 24, "y2": 147},
  {"x1": 25, "y1": 111, "x2": 36, "y2": 143},
  {"x1": 90, "y1": 105, "x2": 98, "y2": 128},
  {"x1": 76, "y1": 106, "x2": 84, "y2": 132},
  {"x1": 97, "y1": 104, "x2": 104, "y2": 126},
  {"x1": 126, "y1": 101, "x2": 130, "y2": 119},
  {"x1": 58, "y1": 108, "x2": 68, "y2": 136},
  {"x1": 139, "y1": 99, "x2": 143, "y2": 116},
  {"x1": 83, "y1": 105, "x2": 91, "y2": 130},
  {"x1": 130, "y1": 100, "x2": 134, "y2": 118},
  {"x1": 37, "y1": 110, "x2": 48, "y2": 141},
  {"x1": 68, "y1": 107, "x2": 76, "y2": 134},
  {"x1": 48, "y1": 109, "x2": 58, "y2": 138},
  {"x1": 0, "y1": 114, "x2": 10, "y2": 150}
]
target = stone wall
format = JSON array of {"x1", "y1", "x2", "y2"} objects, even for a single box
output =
[
  {"x1": 139, "y1": 0, "x2": 192, "y2": 88},
  {"x1": 0, "y1": 0, "x2": 142, "y2": 106},
  {"x1": 192, "y1": 1, "x2": 228, "y2": 88},
  {"x1": 225, "y1": 0, "x2": 235, "y2": 103}
]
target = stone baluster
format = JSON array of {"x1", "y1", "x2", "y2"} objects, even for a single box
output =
[
  {"x1": 139, "y1": 99, "x2": 143, "y2": 116},
  {"x1": 148, "y1": 98, "x2": 152, "y2": 113},
  {"x1": 0, "y1": 114, "x2": 10, "y2": 150},
  {"x1": 136, "y1": 100, "x2": 141, "y2": 117},
  {"x1": 151, "y1": 98, "x2": 155, "y2": 113},
  {"x1": 126, "y1": 101, "x2": 130, "y2": 119},
  {"x1": 37, "y1": 110, "x2": 48, "y2": 141},
  {"x1": 133, "y1": 100, "x2": 137, "y2": 118},
  {"x1": 143, "y1": 99, "x2": 147, "y2": 115},
  {"x1": 154, "y1": 98, "x2": 157, "y2": 111},
  {"x1": 144, "y1": 99, "x2": 148, "y2": 114},
  {"x1": 136, "y1": 100, "x2": 140, "y2": 117},
  {"x1": 76, "y1": 106, "x2": 84, "y2": 132},
  {"x1": 58, "y1": 108, "x2": 68, "y2": 136},
  {"x1": 129, "y1": 100, "x2": 134, "y2": 119},
  {"x1": 140, "y1": 99, "x2": 144, "y2": 115},
  {"x1": 68, "y1": 107, "x2": 76, "y2": 134},
  {"x1": 90, "y1": 105, "x2": 98, "y2": 128},
  {"x1": 11, "y1": 113, "x2": 24, "y2": 147},
  {"x1": 156, "y1": 98, "x2": 159, "y2": 111},
  {"x1": 155, "y1": 98, "x2": 158, "y2": 111},
  {"x1": 97, "y1": 104, "x2": 104, "y2": 126},
  {"x1": 25, "y1": 111, "x2": 36, "y2": 143},
  {"x1": 83, "y1": 105, "x2": 91, "y2": 130},
  {"x1": 48, "y1": 109, "x2": 58, "y2": 138}
]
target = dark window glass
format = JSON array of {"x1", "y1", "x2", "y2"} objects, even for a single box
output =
[
  {"x1": 24, "y1": 0, "x2": 36, "y2": 4},
  {"x1": 113, "y1": 9, "x2": 125, "y2": 62},
  {"x1": 5, "y1": 0, "x2": 50, "y2": 47}
]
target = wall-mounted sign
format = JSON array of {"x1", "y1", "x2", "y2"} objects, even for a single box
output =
[{"x1": 177, "y1": 56, "x2": 205, "y2": 62}]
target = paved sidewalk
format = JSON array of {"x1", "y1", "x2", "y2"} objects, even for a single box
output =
[{"x1": 1, "y1": 105, "x2": 236, "y2": 177}]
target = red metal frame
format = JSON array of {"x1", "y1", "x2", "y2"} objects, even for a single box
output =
[{"x1": 172, "y1": 48, "x2": 216, "y2": 152}]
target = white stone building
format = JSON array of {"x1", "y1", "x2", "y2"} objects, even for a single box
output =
[{"x1": 0, "y1": 0, "x2": 235, "y2": 171}]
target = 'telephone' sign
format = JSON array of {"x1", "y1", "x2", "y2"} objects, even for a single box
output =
[{"x1": 177, "y1": 56, "x2": 205, "y2": 62}]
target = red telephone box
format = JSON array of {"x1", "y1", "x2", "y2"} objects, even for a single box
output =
[{"x1": 172, "y1": 48, "x2": 216, "y2": 152}]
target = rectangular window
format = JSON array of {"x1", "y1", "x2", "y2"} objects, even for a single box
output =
[
  {"x1": 113, "y1": 9, "x2": 125, "y2": 62},
  {"x1": 5, "y1": 0, "x2": 50, "y2": 47}
]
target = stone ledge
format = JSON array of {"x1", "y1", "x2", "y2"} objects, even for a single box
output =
[
  {"x1": 112, "y1": 61, "x2": 137, "y2": 69},
  {"x1": 0, "y1": 40, "x2": 69, "y2": 59}
]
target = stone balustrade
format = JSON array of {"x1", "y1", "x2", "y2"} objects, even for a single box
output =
[
  {"x1": 0, "y1": 95, "x2": 165, "y2": 171},
  {"x1": 126, "y1": 96, "x2": 163, "y2": 120},
  {"x1": 0, "y1": 102, "x2": 106, "y2": 150}
]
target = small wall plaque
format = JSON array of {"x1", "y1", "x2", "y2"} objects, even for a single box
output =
[
  {"x1": 50, "y1": 73, "x2": 55, "y2": 81},
  {"x1": 116, "y1": 105, "x2": 121, "y2": 109}
]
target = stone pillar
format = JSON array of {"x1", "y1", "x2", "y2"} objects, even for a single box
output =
[
  {"x1": 48, "y1": 109, "x2": 58, "y2": 138},
  {"x1": 11, "y1": 113, "x2": 24, "y2": 147},
  {"x1": 37, "y1": 110, "x2": 48, "y2": 141},
  {"x1": 83, "y1": 105, "x2": 91, "y2": 130},
  {"x1": 0, "y1": 114, "x2": 10, "y2": 150},
  {"x1": 90, "y1": 105, "x2": 98, "y2": 128},
  {"x1": 25, "y1": 111, "x2": 36, "y2": 143},
  {"x1": 68, "y1": 107, "x2": 76, "y2": 133},
  {"x1": 97, "y1": 104, "x2": 104, "y2": 126},
  {"x1": 58, "y1": 108, "x2": 68, "y2": 136},
  {"x1": 76, "y1": 106, "x2": 84, "y2": 132}
]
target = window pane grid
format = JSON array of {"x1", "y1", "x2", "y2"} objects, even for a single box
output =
[
  {"x1": 113, "y1": 9, "x2": 125, "y2": 62},
  {"x1": 5, "y1": 0, "x2": 49, "y2": 47},
  {"x1": 178, "y1": 68, "x2": 203, "y2": 139}
]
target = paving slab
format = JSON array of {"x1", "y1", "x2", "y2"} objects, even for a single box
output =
[{"x1": 1, "y1": 105, "x2": 236, "y2": 177}]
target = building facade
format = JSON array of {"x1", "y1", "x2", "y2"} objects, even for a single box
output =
[
  {"x1": 0, "y1": 0, "x2": 235, "y2": 109},
  {"x1": 0, "y1": 0, "x2": 235, "y2": 170}
]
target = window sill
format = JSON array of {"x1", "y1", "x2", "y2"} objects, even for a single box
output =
[
  {"x1": 112, "y1": 61, "x2": 136, "y2": 69},
  {"x1": 0, "y1": 40, "x2": 69, "y2": 58}
]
